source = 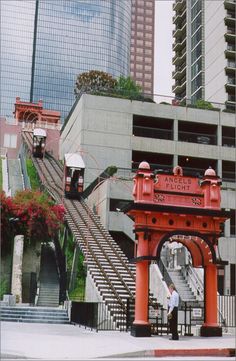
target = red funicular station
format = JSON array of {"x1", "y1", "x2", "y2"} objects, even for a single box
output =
[{"x1": 126, "y1": 161, "x2": 229, "y2": 338}]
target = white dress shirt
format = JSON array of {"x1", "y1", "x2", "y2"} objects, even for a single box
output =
[{"x1": 168, "y1": 290, "x2": 179, "y2": 313}]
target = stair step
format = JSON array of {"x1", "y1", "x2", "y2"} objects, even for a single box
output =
[{"x1": 1, "y1": 317, "x2": 70, "y2": 324}]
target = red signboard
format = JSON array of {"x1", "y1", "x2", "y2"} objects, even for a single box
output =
[{"x1": 155, "y1": 174, "x2": 200, "y2": 194}]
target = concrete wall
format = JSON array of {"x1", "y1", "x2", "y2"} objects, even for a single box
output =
[
  {"x1": 0, "y1": 118, "x2": 60, "y2": 160},
  {"x1": 149, "y1": 263, "x2": 170, "y2": 309},
  {"x1": 0, "y1": 119, "x2": 22, "y2": 159},
  {"x1": 60, "y1": 96, "x2": 235, "y2": 181},
  {"x1": 85, "y1": 271, "x2": 103, "y2": 303}
]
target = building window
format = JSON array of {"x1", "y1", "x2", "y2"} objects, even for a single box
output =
[
  {"x1": 230, "y1": 264, "x2": 235, "y2": 295},
  {"x1": 191, "y1": 73, "x2": 202, "y2": 93},
  {"x1": 217, "y1": 266, "x2": 225, "y2": 295},
  {"x1": 137, "y1": 40, "x2": 144, "y2": 46},
  {"x1": 132, "y1": 150, "x2": 173, "y2": 172},
  {"x1": 229, "y1": 209, "x2": 236, "y2": 237},
  {"x1": 222, "y1": 126, "x2": 235, "y2": 148},
  {"x1": 145, "y1": 9, "x2": 153, "y2": 16},
  {"x1": 191, "y1": 87, "x2": 203, "y2": 102},
  {"x1": 178, "y1": 156, "x2": 217, "y2": 177},
  {"x1": 178, "y1": 121, "x2": 217, "y2": 145},
  {"x1": 191, "y1": 57, "x2": 202, "y2": 78},
  {"x1": 191, "y1": 27, "x2": 202, "y2": 48},
  {"x1": 191, "y1": 0, "x2": 202, "y2": 19},
  {"x1": 222, "y1": 161, "x2": 235, "y2": 182},
  {"x1": 191, "y1": 42, "x2": 202, "y2": 63},
  {"x1": 4, "y1": 134, "x2": 17, "y2": 148},
  {"x1": 133, "y1": 115, "x2": 173, "y2": 141},
  {"x1": 137, "y1": 24, "x2": 144, "y2": 30}
]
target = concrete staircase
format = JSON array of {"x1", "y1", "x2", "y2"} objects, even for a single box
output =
[
  {"x1": 0, "y1": 306, "x2": 69, "y2": 324},
  {"x1": 23, "y1": 151, "x2": 160, "y2": 329},
  {"x1": 37, "y1": 244, "x2": 60, "y2": 307},
  {"x1": 65, "y1": 199, "x2": 161, "y2": 329},
  {"x1": 167, "y1": 269, "x2": 199, "y2": 304}
]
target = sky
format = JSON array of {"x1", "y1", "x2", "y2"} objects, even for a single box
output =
[{"x1": 154, "y1": 0, "x2": 174, "y2": 103}]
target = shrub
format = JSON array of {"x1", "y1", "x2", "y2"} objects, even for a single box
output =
[
  {"x1": 0, "y1": 278, "x2": 9, "y2": 300},
  {"x1": 0, "y1": 190, "x2": 65, "y2": 247}
]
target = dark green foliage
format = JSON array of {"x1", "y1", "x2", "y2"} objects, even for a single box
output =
[
  {"x1": 26, "y1": 159, "x2": 41, "y2": 190},
  {"x1": 74, "y1": 70, "x2": 155, "y2": 103},
  {"x1": 106, "y1": 166, "x2": 118, "y2": 177},
  {"x1": 0, "y1": 278, "x2": 9, "y2": 300},
  {"x1": 65, "y1": 232, "x2": 86, "y2": 300},
  {"x1": 195, "y1": 99, "x2": 214, "y2": 109}
]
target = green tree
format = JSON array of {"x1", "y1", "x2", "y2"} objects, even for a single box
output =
[{"x1": 114, "y1": 76, "x2": 142, "y2": 98}]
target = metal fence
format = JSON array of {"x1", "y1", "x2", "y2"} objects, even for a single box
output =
[
  {"x1": 0, "y1": 272, "x2": 37, "y2": 305},
  {"x1": 70, "y1": 296, "x2": 236, "y2": 335},
  {"x1": 70, "y1": 300, "x2": 128, "y2": 332},
  {"x1": 218, "y1": 295, "x2": 236, "y2": 328},
  {"x1": 70, "y1": 298, "x2": 197, "y2": 335}
]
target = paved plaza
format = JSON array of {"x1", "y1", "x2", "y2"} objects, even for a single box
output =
[{"x1": 1, "y1": 321, "x2": 235, "y2": 360}]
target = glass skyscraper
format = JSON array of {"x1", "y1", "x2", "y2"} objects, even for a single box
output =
[{"x1": 1, "y1": 0, "x2": 131, "y2": 120}]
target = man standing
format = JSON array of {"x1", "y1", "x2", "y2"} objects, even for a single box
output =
[{"x1": 167, "y1": 283, "x2": 179, "y2": 340}]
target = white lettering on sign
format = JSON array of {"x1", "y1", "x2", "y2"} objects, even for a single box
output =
[{"x1": 192, "y1": 308, "x2": 202, "y2": 317}]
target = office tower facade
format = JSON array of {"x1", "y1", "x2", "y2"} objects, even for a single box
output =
[
  {"x1": 130, "y1": 0, "x2": 155, "y2": 96},
  {"x1": 172, "y1": 0, "x2": 235, "y2": 110},
  {"x1": 1, "y1": 0, "x2": 131, "y2": 120}
]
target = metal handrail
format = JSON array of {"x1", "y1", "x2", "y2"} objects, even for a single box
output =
[{"x1": 184, "y1": 265, "x2": 204, "y2": 300}]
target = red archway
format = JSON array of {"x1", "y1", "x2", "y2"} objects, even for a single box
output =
[{"x1": 126, "y1": 162, "x2": 229, "y2": 337}]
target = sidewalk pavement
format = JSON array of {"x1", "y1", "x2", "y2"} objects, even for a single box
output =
[{"x1": 1, "y1": 321, "x2": 235, "y2": 360}]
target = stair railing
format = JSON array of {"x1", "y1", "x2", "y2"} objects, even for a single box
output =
[
  {"x1": 157, "y1": 258, "x2": 183, "y2": 305},
  {"x1": 182, "y1": 265, "x2": 204, "y2": 300},
  {"x1": 53, "y1": 234, "x2": 67, "y2": 304},
  {"x1": 29, "y1": 272, "x2": 37, "y2": 306},
  {"x1": 182, "y1": 264, "x2": 226, "y2": 326}
]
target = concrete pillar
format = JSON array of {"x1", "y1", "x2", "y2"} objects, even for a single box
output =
[{"x1": 11, "y1": 235, "x2": 24, "y2": 303}]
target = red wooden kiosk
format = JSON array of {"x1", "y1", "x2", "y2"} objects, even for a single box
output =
[{"x1": 126, "y1": 161, "x2": 229, "y2": 337}]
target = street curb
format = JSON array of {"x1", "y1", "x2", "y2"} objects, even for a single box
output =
[
  {"x1": 108, "y1": 348, "x2": 235, "y2": 358},
  {"x1": 151, "y1": 348, "x2": 235, "y2": 358}
]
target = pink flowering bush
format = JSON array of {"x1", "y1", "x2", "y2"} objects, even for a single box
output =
[{"x1": 1, "y1": 190, "x2": 65, "y2": 249}]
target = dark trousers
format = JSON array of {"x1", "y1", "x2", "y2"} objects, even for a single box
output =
[{"x1": 169, "y1": 307, "x2": 179, "y2": 340}]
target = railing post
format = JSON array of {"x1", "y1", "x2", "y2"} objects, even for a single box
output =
[
  {"x1": 29, "y1": 272, "x2": 37, "y2": 306},
  {"x1": 126, "y1": 298, "x2": 130, "y2": 332},
  {"x1": 184, "y1": 302, "x2": 187, "y2": 335},
  {"x1": 189, "y1": 305, "x2": 192, "y2": 335}
]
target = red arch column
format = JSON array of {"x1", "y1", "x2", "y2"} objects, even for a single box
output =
[
  {"x1": 200, "y1": 264, "x2": 222, "y2": 336},
  {"x1": 131, "y1": 231, "x2": 151, "y2": 337}
]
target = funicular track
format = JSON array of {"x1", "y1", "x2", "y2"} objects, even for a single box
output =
[{"x1": 21, "y1": 130, "x2": 139, "y2": 329}]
